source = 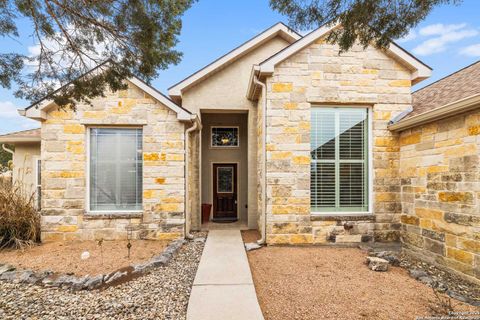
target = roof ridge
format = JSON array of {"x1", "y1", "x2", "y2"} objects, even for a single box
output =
[{"x1": 413, "y1": 59, "x2": 480, "y2": 95}]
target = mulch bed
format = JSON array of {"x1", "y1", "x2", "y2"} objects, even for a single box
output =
[
  {"x1": 0, "y1": 239, "x2": 169, "y2": 276},
  {"x1": 242, "y1": 231, "x2": 480, "y2": 320},
  {"x1": 0, "y1": 233, "x2": 207, "y2": 320}
]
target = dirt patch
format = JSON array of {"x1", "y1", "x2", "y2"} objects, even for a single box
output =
[
  {"x1": 241, "y1": 230, "x2": 261, "y2": 243},
  {"x1": 246, "y1": 246, "x2": 480, "y2": 320},
  {"x1": 0, "y1": 240, "x2": 169, "y2": 276}
]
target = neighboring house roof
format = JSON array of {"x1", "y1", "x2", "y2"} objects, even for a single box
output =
[
  {"x1": 0, "y1": 128, "x2": 41, "y2": 144},
  {"x1": 20, "y1": 61, "x2": 193, "y2": 122},
  {"x1": 389, "y1": 60, "x2": 480, "y2": 131},
  {"x1": 167, "y1": 22, "x2": 302, "y2": 99}
]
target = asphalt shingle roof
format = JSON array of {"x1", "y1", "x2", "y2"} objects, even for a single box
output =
[{"x1": 408, "y1": 60, "x2": 480, "y2": 119}]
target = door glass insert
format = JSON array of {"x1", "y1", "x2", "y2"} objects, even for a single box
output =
[{"x1": 217, "y1": 167, "x2": 234, "y2": 193}]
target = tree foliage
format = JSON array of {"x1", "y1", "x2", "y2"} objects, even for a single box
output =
[
  {"x1": 0, "y1": 144, "x2": 13, "y2": 172},
  {"x1": 270, "y1": 0, "x2": 461, "y2": 51},
  {"x1": 0, "y1": 0, "x2": 195, "y2": 108}
]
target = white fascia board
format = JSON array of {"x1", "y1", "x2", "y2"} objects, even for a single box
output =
[
  {"x1": 389, "y1": 94, "x2": 480, "y2": 132},
  {"x1": 22, "y1": 77, "x2": 192, "y2": 122},
  {"x1": 168, "y1": 23, "x2": 301, "y2": 98},
  {"x1": 387, "y1": 43, "x2": 432, "y2": 82},
  {"x1": 127, "y1": 77, "x2": 192, "y2": 121},
  {"x1": 259, "y1": 22, "x2": 431, "y2": 84},
  {"x1": 259, "y1": 23, "x2": 339, "y2": 74},
  {"x1": 246, "y1": 65, "x2": 261, "y2": 100},
  {"x1": 23, "y1": 100, "x2": 52, "y2": 120}
]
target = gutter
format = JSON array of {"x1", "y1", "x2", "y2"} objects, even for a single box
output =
[
  {"x1": 253, "y1": 73, "x2": 268, "y2": 245},
  {"x1": 184, "y1": 114, "x2": 202, "y2": 240},
  {"x1": 389, "y1": 94, "x2": 480, "y2": 132}
]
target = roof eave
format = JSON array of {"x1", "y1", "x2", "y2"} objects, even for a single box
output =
[
  {"x1": 0, "y1": 137, "x2": 41, "y2": 144},
  {"x1": 21, "y1": 76, "x2": 192, "y2": 121},
  {"x1": 168, "y1": 22, "x2": 302, "y2": 100},
  {"x1": 257, "y1": 22, "x2": 432, "y2": 85},
  {"x1": 388, "y1": 94, "x2": 480, "y2": 132}
]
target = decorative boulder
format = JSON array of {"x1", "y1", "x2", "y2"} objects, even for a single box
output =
[{"x1": 366, "y1": 256, "x2": 389, "y2": 272}]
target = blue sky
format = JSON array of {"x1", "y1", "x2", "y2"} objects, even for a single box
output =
[{"x1": 1, "y1": 0, "x2": 480, "y2": 134}]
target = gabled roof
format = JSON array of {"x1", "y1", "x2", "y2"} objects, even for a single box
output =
[
  {"x1": 167, "y1": 22, "x2": 302, "y2": 99},
  {"x1": 247, "y1": 22, "x2": 432, "y2": 99},
  {"x1": 0, "y1": 128, "x2": 41, "y2": 144},
  {"x1": 20, "y1": 62, "x2": 193, "y2": 121},
  {"x1": 389, "y1": 60, "x2": 480, "y2": 131}
]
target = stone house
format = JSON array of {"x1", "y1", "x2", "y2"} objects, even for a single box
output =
[
  {"x1": 0, "y1": 23, "x2": 478, "y2": 283},
  {"x1": 389, "y1": 61, "x2": 480, "y2": 284}
]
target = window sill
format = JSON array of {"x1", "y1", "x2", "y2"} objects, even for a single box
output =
[
  {"x1": 310, "y1": 213, "x2": 374, "y2": 221},
  {"x1": 83, "y1": 211, "x2": 143, "y2": 220}
]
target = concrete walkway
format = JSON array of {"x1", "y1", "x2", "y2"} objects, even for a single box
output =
[{"x1": 186, "y1": 230, "x2": 264, "y2": 320}]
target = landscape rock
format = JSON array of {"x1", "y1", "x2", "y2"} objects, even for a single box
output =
[
  {"x1": 105, "y1": 271, "x2": 128, "y2": 284},
  {"x1": 409, "y1": 269, "x2": 428, "y2": 280},
  {"x1": 84, "y1": 275, "x2": 103, "y2": 290},
  {"x1": 194, "y1": 237, "x2": 206, "y2": 243},
  {"x1": 71, "y1": 276, "x2": 90, "y2": 291},
  {"x1": 418, "y1": 276, "x2": 434, "y2": 286},
  {"x1": 53, "y1": 275, "x2": 77, "y2": 288},
  {"x1": 150, "y1": 255, "x2": 169, "y2": 267},
  {"x1": 245, "y1": 243, "x2": 262, "y2": 251},
  {"x1": 371, "y1": 251, "x2": 400, "y2": 266},
  {"x1": 0, "y1": 264, "x2": 15, "y2": 275},
  {"x1": 18, "y1": 270, "x2": 40, "y2": 284},
  {"x1": 366, "y1": 256, "x2": 389, "y2": 272},
  {"x1": 400, "y1": 253, "x2": 480, "y2": 305},
  {"x1": 0, "y1": 234, "x2": 188, "y2": 291},
  {"x1": 0, "y1": 232, "x2": 207, "y2": 319},
  {"x1": 0, "y1": 271, "x2": 18, "y2": 281}
]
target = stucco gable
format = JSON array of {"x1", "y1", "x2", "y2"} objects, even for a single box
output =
[{"x1": 167, "y1": 22, "x2": 301, "y2": 101}]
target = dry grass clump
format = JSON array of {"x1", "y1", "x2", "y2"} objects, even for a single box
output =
[{"x1": 0, "y1": 179, "x2": 40, "y2": 249}]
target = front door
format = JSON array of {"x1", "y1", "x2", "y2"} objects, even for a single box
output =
[{"x1": 213, "y1": 163, "x2": 237, "y2": 221}]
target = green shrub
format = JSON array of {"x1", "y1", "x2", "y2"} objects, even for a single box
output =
[{"x1": 0, "y1": 180, "x2": 40, "y2": 249}]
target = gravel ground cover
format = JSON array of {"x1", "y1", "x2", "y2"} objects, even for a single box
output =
[
  {"x1": 0, "y1": 240, "x2": 170, "y2": 276},
  {"x1": 0, "y1": 233, "x2": 206, "y2": 320},
  {"x1": 241, "y1": 231, "x2": 479, "y2": 320}
]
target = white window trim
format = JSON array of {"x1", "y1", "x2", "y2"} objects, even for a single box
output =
[
  {"x1": 310, "y1": 106, "x2": 374, "y2": 216},
  {"x1": 210, "y1": 126, "x2": 240, "y2": 148},
  {"x1": 85, "y1": 126, "x2": 144, "y2": 215}
]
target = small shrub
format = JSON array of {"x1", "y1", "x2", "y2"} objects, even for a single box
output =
[{"x1": 0, "y1": 179, "x2": 40, "y2": 249}]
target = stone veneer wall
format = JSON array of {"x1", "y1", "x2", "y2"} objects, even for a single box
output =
[
  {"x1": 264, "y1": 38, "x2": 413, "y2": 245},
  {"x1": 41, "y1": 81, "x2": 186, "y2": 241},
  {"x1": 399, "y1": 110, "x2": 480, "y2": 283}
]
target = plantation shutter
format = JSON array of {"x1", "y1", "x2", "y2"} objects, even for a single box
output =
[
  {"x1": 90, "y1": 128, "x2": 143, "y2": 211},
  {"x1": 311, "y1": 107, "x2": 369, "y2": 212}
]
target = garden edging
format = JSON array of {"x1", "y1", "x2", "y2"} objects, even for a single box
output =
[{"x1": 0, "y1": 238, "x2": 186, "y2": 290}]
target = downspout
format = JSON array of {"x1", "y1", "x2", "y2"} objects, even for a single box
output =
[
  {"x1": 253, "y1": 75, "x2": 267, "y2": 245},
  {"x1": 184, "y1": 115, "x2": 201, "y2": 240},
  {"x1": 2, "y1": 144, "x2": 14, "y2": 156}
]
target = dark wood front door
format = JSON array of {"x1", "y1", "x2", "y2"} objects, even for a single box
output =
[{"x1": 213, "y1": 163, "x2": 237, "y2": 221}]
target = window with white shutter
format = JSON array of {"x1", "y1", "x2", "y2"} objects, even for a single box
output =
[
  {"x1": 89, "y1": 128, "x2": 143, "y2": 212},
  {"x1": 311, "y1": 107, "x2": 369, "y2": 213}
]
